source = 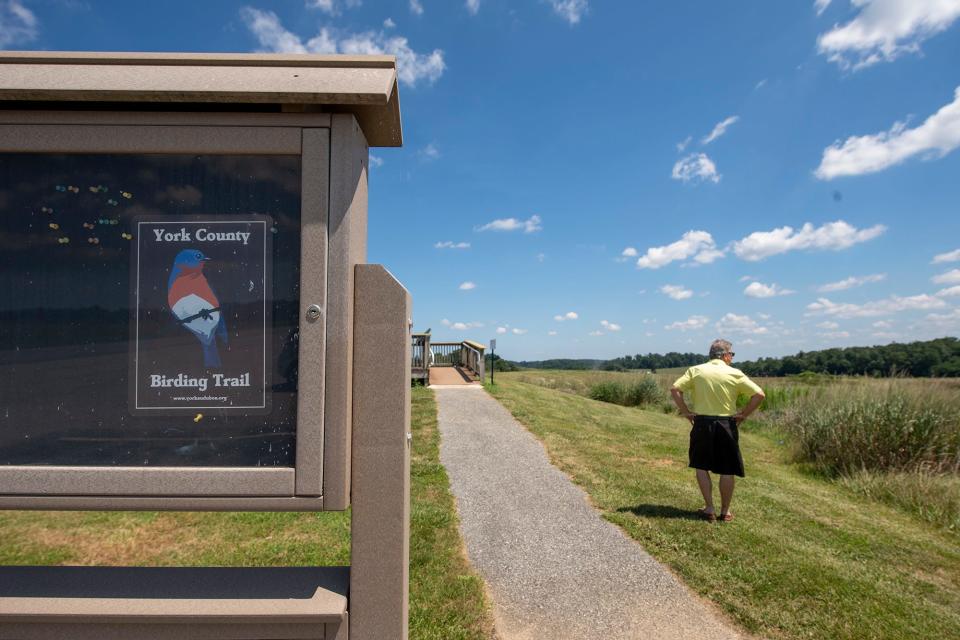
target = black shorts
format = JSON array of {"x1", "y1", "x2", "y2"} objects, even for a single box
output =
[{"x1": 689, "y1": 416, "x2": 745, "y2": 477}]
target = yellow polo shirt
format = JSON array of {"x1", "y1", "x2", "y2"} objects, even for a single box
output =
[{"x1": 672, "y1": 359, "x2": 763, "y2": 417}]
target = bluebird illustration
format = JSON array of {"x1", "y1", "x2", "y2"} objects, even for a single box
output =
[{"x1": 167, "y1": 249, "x2": 227, "y2": 367}]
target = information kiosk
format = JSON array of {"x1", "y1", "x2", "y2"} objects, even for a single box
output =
[{"x1": 0, "y1": 51, "x2": 410, "y2": 640}]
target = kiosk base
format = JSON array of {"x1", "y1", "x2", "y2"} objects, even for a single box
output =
[{"x1": 0, "y1": 566, "x2": 348, "y2": 639}]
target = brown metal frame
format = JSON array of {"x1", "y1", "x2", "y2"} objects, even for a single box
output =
[{"x1": 0, "y1": 112, "x2": 342, "y2": 511}]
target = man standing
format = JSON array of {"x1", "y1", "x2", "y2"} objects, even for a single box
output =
[{"x1": 670, "y1": 339, "x2": 764, "y2": 523}]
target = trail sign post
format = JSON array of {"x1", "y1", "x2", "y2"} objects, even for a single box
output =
[
  {"x1": 490, "y1": 339, "x2": 496, "y2": 384},
  {"x1": 0, "y1": 51, "x2": 409, "y2": 640}
]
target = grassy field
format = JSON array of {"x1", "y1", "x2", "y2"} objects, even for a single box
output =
[
  {"x1": 487, "y1": 372, "x2": 960, "y2": 640},
  {"x1": 0, "y1": 387, "x2": 495, "y2": 640}
]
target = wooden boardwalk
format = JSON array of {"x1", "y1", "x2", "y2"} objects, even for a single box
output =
[{"x1": 429, "y1": 366, "x2": 480, "y2": 386}]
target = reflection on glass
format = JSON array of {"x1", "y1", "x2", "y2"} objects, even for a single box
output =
[{"x1": 0, "y1": 154, "x2": 301, "y2": 467}]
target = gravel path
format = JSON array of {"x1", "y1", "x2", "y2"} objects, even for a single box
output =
[{"x1": 434, "y1": 386, "x2": 743, "y2": 640}]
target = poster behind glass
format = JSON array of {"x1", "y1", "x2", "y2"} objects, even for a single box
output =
[{"x1": 0, "y1": 154, "x2": 301, "y2": 467}]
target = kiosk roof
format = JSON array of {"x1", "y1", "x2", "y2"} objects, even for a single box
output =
[{"x1": 0, "y1": 51, "x2": 402, "y2": 146}]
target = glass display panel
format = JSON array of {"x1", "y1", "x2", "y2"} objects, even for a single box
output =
[{"x1": 0, "y1": 154, "x2": 301, "y2": 467}]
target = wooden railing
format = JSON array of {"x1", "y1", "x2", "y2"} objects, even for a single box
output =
[
  {"x1": 430, "y1": 342, "x2": 462, "y2": 367},
  {"x1": 461, "y1": 342, "x2": 485, "y2": 382},
  {"x1": 411, "y1": 333, "x2": 430, "y2": 382},
  {"x1": 411, "y1": 336, "x2": 485, "y2": 383}
]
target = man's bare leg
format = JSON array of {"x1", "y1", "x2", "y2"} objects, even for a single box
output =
[
  {"x1": 696, "y1": 469, "x2": 714, "y2": 513},
  {"x1": 719, "y1": 475, "x2": 735, "y2": 516}
]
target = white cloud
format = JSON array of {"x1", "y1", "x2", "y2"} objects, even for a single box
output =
[
  {"x1": 511, "y1": 328, "x2": 527, "y2": 335},
  {"x1": 369, "y1": 154, "x2": 384, "y2": 168},
  {"x1": 588, "y1": 330, "x2": 604, "y2": 336},
  {"x1": 733, "y1": 220, "x2": 886, "y2": 261},
  {"x1": 738, "y1": 275, "x2": 755, "y2": 282},
  {"x1": 691, "y1": 248, "x2": 726, "y2": 265},
  {"x1": 672, "y1": 153, "x2": 721, "y2": 184},
  {"x1": 537, "y1": 253, "x2": 546, "y2": 262},
  {"x1": 817, "y1": 273, "x2": 887, "y2": 292},
  {"x1": 815, "y1": 0, "x2": 833, "y2": 16},
  {"x1": 0, "y1": 0, "x2": 36, "y2": 48},
  {"x1": 434, "y1": 241, "x2": 470, "y2": 249},
  {"x1": 923, "y1": 308, "x2": 960, "y2": 330},
  {"x1": 420, "y1": 143, "x2": 440, "y2": 160},
  {"x1": 409, "y1": 0, "x2": 424, "y2": 15},
  {"x1": 676, "y1": 136, "x2": 693, "y2": 152},
  {"x1": 716, "y1": 313, "x2": 770, "y2": 335},
  {"x1": 465, "y1": 0, "x2": 480, "y2": 15},
  {"x1": 755, "y1": 78, "x2": 768, "y2": 90},
  {"x1": 441, "y1": 318, "x2": 484, "y2": 331},
  {"x1": 621, "y1": 247, "x2": 638, "y2": 257},
  {"x1": 806, "y1": 294, "x2": 947, "y2": 318},
  {"x1": 873, "y1": 320, "x2": 893, "y2": 329},
  {"x1": 661, "y1": 284, "x2": 694, "y2": 301},
  {"x1": 636, "y1": 230, "x2": 724, "y2": 269},
  {"x1": 548, "y1": 0, "x2": 589, "y2": 25},
  {"x1": 930, "y1": 249, "x2": 960, "y2": 264},
  {"x1": 821, "y1": 330, "x2": 852, "y2": 339},
  {"x1": 241, "y1": 8, "x2": 445, "y2": 87},
  {"x1": 702, "y1": 116, "x2": 740, "y2": 145},
  {"x1": 815, "y1": 87, "x2": 960, "y2": 179},
  {"x1": 496, "y1": 326, "x2": 507, "y2": 334},
  {"x1": 306, "y1": 0, "x2": 362, "y2": 15},
  {"x1": 308, "y1": 0, "x2": 334, "y2": 13},
  {"x1": 743, "y1": 282, "x2": 795, "y2": 298},
  {"x1": 459, "y1": 281, "x2": 476, "y2": 291},
  {"x1": 476, "y1": 215, "x2": 542, "y2": 233},
  {"x1": 817, "y1": 321, "x2": 841, "y2": 329},
  {"x1": 600, "y1": 320, "x2": 622, "y2": 331},
  {"x1": 554, "y1": 311, "x2": 578, "y2": 322},
  {"x1": 384, "y1": 17, "x2": 396, "y2": 28},
  {"x1": 548, "y1": 330, "x2": 558, "y2": 336},
  {"x1": 817, "y1": 0, "x2": 960, "y2": 70},
  {"x1": 933, "y1": 248, "x2": 960, "y2": 264},
  {"x1": 665, "y1": 315, "x2": 710, "y2": 332},
  {"x1": 932, "y1": 268, "x2": 960, "y2": 285},
  {"x1": 936, "y1": 285, "x2": 960, "y2": 297}
]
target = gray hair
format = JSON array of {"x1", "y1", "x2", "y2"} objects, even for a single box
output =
[{"x1": 709, "y1": 339, "x2": 733, "y2": 359}]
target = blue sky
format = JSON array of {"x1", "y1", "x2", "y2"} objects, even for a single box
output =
[{"x1": 4, "y1": 0, "x2": 960, "y2": 360}]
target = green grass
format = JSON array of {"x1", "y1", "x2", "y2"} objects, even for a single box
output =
[
  {"x1": 0, "y1": 387, "x2": 495, "y2": 640},
  {"x1": 487, "y1": 373, "x2": 960, "y2": 640},
  {"x1": 839, "y1": 470, "x2": 960, "y2": 532},
  {"x1": 408, "y1": 387, "x2": 497, "y2": 639}
]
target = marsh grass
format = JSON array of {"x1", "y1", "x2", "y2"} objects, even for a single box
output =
[{"x1": 777, "y1": 380, "x2": 960, "y2": 475}]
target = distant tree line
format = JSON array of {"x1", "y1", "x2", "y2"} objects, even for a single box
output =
[
  {"x1": 506, "y1": 337, "x2": 960, "y2": 377},
  {"x1": 737, "y1": 337, "x2": 960, "y2": 377},
  {"x1": 601, "y1": 352, "x2": 706, "y2": 372}
]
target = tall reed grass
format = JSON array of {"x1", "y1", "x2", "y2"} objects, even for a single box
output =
[{"x1": 777, "y1": 380, "x2": 960, "y2": 476}]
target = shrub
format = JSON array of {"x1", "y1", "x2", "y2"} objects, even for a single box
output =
[
  {"x1": 777, "y1": 381, "x2": 960, "y2": 476},
  {"x1": 588, "y1": 381, "x2": 626, "y2": 405},
  {"x1": 623, "y1": 376, "x2": 665, "y2": 407},
  {"x1": 588, "y1": 376, "x2": 665, "y2": 409}
]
